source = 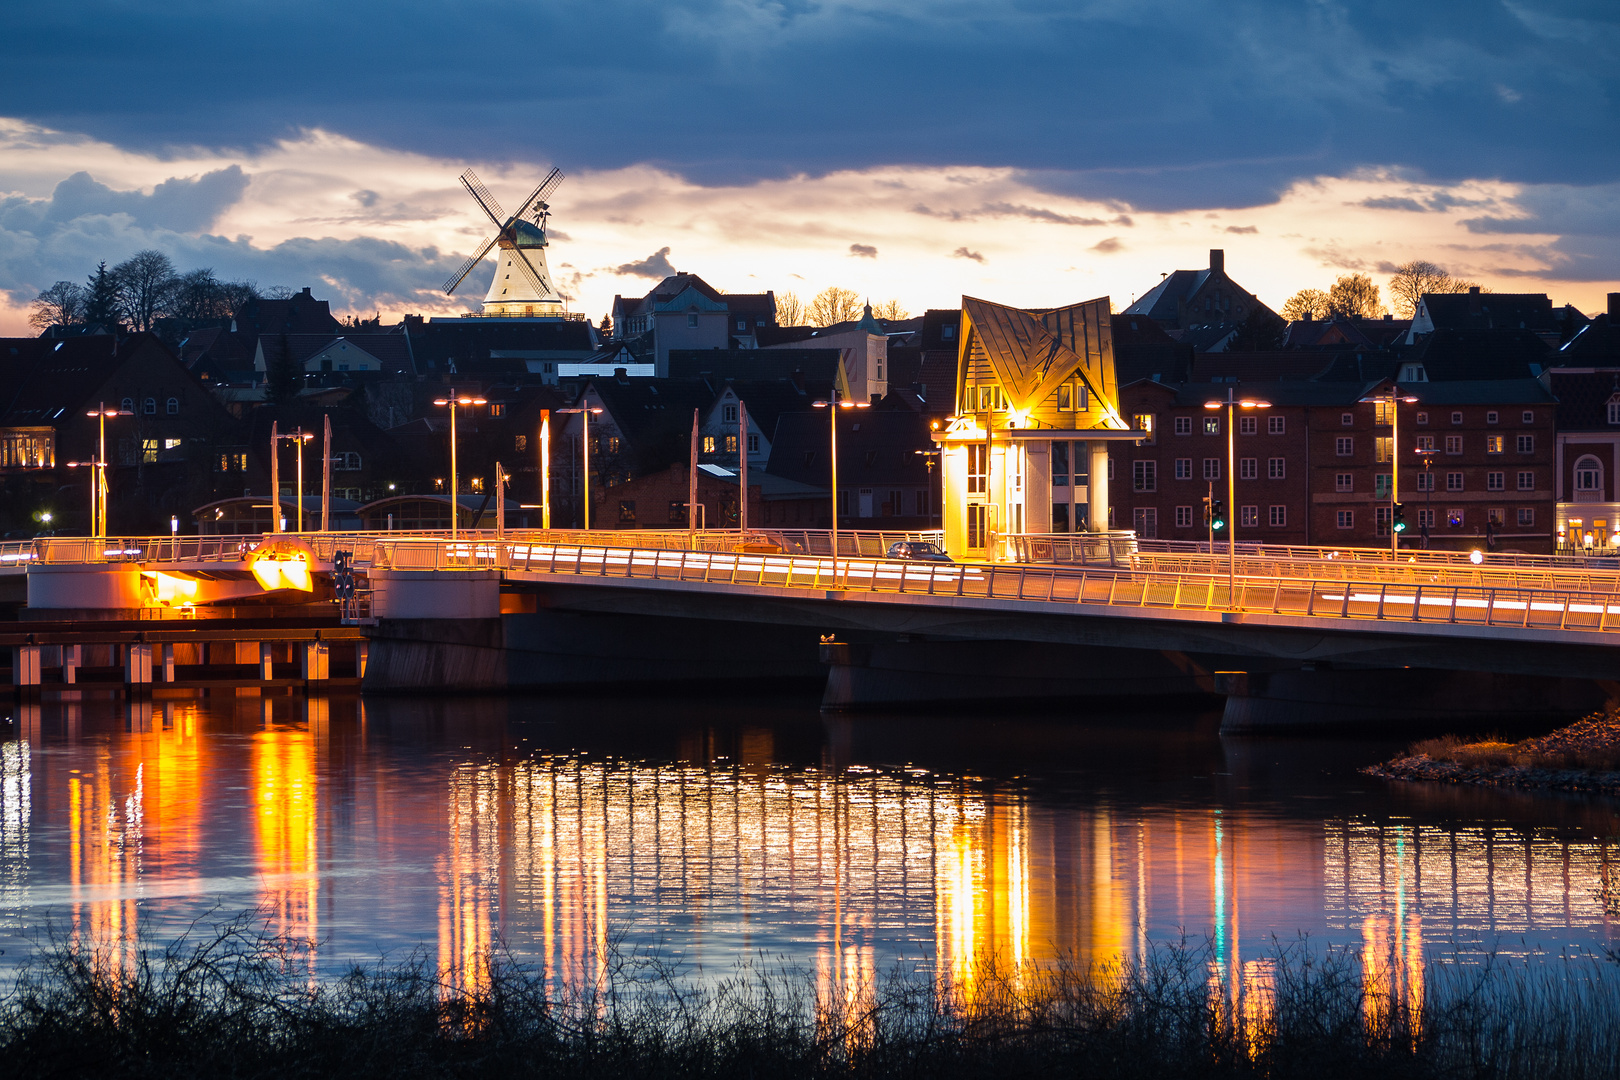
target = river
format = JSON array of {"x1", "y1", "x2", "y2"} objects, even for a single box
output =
[{"x1": 1, "y1": 691, "x2": 1617, "y2": 1003}]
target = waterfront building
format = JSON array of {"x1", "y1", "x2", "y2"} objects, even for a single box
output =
[
  {"x1": 933, "y1": 296, "x2": 1140, "y2": 556},
  {"x1": 1545, "y1": 294, "x2": 1620, "y2": 550},
  {"x1": 611, "y1": 273, "x2": 778, "y2": 376}
]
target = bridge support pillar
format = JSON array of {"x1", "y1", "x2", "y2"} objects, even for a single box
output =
[
  {"x1": 1218, "y1": 667, "x2": 1617, "y2": 734},
  {"x1": 12, "y1": 645, "x2": 40, "y2": 687},
  {"x1": 301, "y1": 641, "x2": 329, "y2": 683},
  {"x1": 61, "y1": 644, "x2": 79, "y2": 684},
  {"x1": 124, "y1": 642, "x2": 152, "y2": 686},
  {"x1": 161, "y1": 643, "x2": 175, "y2": 682}
]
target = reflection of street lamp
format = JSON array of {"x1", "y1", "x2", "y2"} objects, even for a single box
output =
[
  {"x1": 1359, "y1": 385, "x2": 1420, "y2": 554},
  {"x1": 812, "y1": 391, "x2": 871, "y2": 584},
  {"x1": 557, "y1": 406, "x2": 604, "y2": 529},
  {"x1": 1415, "y1": 448, "x2": 1437, "y2": 549},
  {"x1": 1204, "y1": 389, "x2": 1270, "y2": 597},
  {"x1": 85, "y1": 402, "x2": 131, "y2": 537},
  {"x1": 431, "y1": 389, "x2": 488, "y2": 539}
]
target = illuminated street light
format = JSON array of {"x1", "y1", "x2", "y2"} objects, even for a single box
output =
[
  {"x1": 431, "y1": 389, "x2": 489, "y2": 539},
  {"x1": 812, "y1": 392, "x2": 872, "y2": 586},
  {"x1": 1204, "y1": 389, "x2": 1271, "y2": 597},
  {"x1": 556, "y1": 405, "x2": 605, "y2": 530},
  {"x1": 84, "y1": 402, "x2": 131, "y2": 537},
  {"x1": 273, "y1": 426, "x2": 316, "y2": 532},
  {"x1": 1359, "y1": 385, "x2": 1421, "y2": 555}
]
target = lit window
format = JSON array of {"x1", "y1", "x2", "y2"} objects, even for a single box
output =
[
  {"x1": 488, "y1": 403, "x2": 505, "y2": 418},
  {"x1": 1203, "y1": 416, "x2": 1220, "y2": 435},
  {"x1": 1486, "y1": 435, "x2": 1503, "y2": 454},
  {"x1": 1133, "y1": 414, "x2": 1155, "y2": 444},
  {"x1": 702, "y1": 435, "x2": 716, "y2": 454},
  {"x1": 515, "y1": 435, "x2": 528, "y2": 451},
  {"x1": 1240, "y1": 505, "x2": 1258, "y2": 528}
]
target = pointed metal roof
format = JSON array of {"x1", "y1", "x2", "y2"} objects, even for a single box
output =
[{"x1": 960, "y1": 296, "x2": 1124, "y2": 426}]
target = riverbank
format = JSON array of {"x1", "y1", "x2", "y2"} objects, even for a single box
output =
[
  {"x1": 4, "y1": 918, "x2": 1620, "y2": 1079},
  {"x1": 1364, "y1": 707, "x2": 1620, "y2": 796}
]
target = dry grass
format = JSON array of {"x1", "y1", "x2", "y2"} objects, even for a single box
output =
[
  {"x1": 2, "y1": 915, "x2": 1619, "y2": 1079},
  {"x1": 1408, "y1": 705, "x2": 1620, "y2": 773}
]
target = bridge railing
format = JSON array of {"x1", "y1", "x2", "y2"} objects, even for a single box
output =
[{"x1": 434, "y1": 538, "x2": 1620, "y2": 637}]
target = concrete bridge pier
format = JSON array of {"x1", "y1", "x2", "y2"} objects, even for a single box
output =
[
  {"x1": 1216, "y1": 666, "x2": 1619, "y2": 735},
  {"x1": 819, "y1": 638, "x2": 1227, "y2": 711}
]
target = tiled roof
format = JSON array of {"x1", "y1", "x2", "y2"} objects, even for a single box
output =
[
  {"x1": 1401, "y1": 328, "x2": 1551, "y2": 380},
  {"x1": 1122, "y1": 269, "x2": 1209, "y2": 322},
  {"x1": 765, "y1": 410, "x2": 932, "y2": 488},
  {"x1": 1421, "y1": 291, "x2": 1555, "y2": 331}
]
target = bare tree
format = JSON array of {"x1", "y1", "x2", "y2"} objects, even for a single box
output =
[
  {"x1": 872, "y1": 299, "x2": 909, "y2": 320},
  {"x1": 218, "y1": 280, "x2": 260, "y2": 320},
  {"x1": 1327, "y1": 273, "x2": 1386, "y2": 318},
  {"x1": 1386, "y1": 260, "x2": 1481, "y2": 318},
  {"x1": 1280, "y1": 289, "x2": 1329, "y2": 322},
  {"x1": 28, "y1": 281, "x2": 85, "y2": 330},
  {"x1": 807, "y1": 286, "x2": 862, "y2": 327},
  {"x1": 774, "y1": 290, "x2": 805, "y2": 327},
  {"x1": 263, "y1": 285, "x2": 297, "y2": 300},
  {"x1": 170, "y1": 268, "x2": 231, "y2": 325},
  {"x1": 112, "y1": 250, "x2": 179, "y2": 331}
]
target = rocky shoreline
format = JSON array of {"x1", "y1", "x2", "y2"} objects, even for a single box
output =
[
  {"x1": 1362, "y1": 755, "x2": 1620, "y2": 796},
  {"x1": 1363, "y1": 708, "x2": 1620, "y2": 796}
]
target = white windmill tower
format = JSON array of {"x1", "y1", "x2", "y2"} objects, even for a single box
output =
[{"x1": 443, "y1": 167, "x2": 566, "y2": 317}]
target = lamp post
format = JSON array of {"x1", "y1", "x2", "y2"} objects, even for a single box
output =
[
  {"x1": 431, "y1": 389, "x2": 488, "y2": 539},
  {"x1": 1415, "y1": 448, "x2": 1437, "y2": 549},
  {"x1": 85, "y1": 403, "x2": 131, "y2": 537},
  {"x1": 812, "y1": 390, "x2": 871, "y2": 585},
  {"x1": 1204, "y1": 389, "x2": 1270, "y2": 598},
  {"x1": 556, "y1": 405, "x2": 604, "y2": 529},
  {"x1": 1359, "y1": 384, "x2": 1420, "y2": 554},
  {"x1": 65, "y1": 458, "x2": 107, "y2": 537},
  {"x1": 274, "y1": 427, "x2": 315, "y2": 531}
]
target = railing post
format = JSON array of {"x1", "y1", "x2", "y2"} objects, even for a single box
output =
[
  {"x1": 1376, "y1": 583, "x2": 1387, "y2": 620},
  {"x1": 1411, "y1": 585, "x2": 1422, "y2": 622},
  {"x1": 1450, "y1": 587, "x2": 1459, "y2": 624}
]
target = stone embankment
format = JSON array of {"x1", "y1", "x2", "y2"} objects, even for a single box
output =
[{"x1": 1364, "y1": 708, "x2": 1620, "y2": 796}]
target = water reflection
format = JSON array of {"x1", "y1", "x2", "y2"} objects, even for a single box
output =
[{"x1": 0, "y1": 695, "x2": 1615, "y2": 1004}]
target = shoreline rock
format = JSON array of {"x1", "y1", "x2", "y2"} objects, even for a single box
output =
[{"x1": 1363, "y1": 754, "x2": 1620, "y2": 796}]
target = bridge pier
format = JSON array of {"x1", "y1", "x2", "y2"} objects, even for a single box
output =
[
  {"x1": 1216, "y1": 667, "x2": 1618, "y2": 734},
  {"x1": 818, "y1": 638, "x2": 1226, "y2": 711}
]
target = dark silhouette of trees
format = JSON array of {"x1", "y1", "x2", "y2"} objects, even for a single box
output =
[{"x1": 28, "y1": 281, "x2": 85, "y2": 330}]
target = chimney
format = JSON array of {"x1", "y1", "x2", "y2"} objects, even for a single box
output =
[
  {"x1": 1609, "y1": 293, "x2": 1619, "y2": 320},
  {"x1": 1209, "y1": 249, "x2": 1224, "y2": 275},
  {"x1": 1469, "y1": 286, "x2": 1480, "y2": 294}
]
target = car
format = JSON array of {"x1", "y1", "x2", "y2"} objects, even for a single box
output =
[{"x1": 886, "y1": 540, "x2": 952, "y2": 563}]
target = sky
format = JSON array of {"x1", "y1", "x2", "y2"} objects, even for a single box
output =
[{"x1": 0, "y1": 0, "x2": 1617, "y2": 333}]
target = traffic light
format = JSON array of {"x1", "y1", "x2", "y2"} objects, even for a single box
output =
[
  {"x1": 1211, "y1": 498, "x2": 1226, "y2": 531},
  {"x1": 1392, "y1": 502, "x2": 1406, "y2": 533}
]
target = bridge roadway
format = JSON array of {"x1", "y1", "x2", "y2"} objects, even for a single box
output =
[{"x1": 366, "y1": 531, "x2": 1620, "y2": 684}]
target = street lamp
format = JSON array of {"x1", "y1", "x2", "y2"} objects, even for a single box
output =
[
  {"x1": 65, "y1": 459, "x2": 106, "y2": 536},
  {"x1": 1359, "y1": 385, "x2": 1420, "y2": 554},
  {"x1": 1204, "y1": 389, "x2": 1271, "y2": 598},
  {"x1": 812, "y1": 392, "x2": 871, "y2": 584},
  {"x1": 431, "y1": 389, "x2": 488, "y2": 539},
  {"x1": 1415, "y1": 448, "x2": 1437, "y2": 549},
  {"x1": 556, "y1": 406, "x2": 604, "y2": 530},
  {"x1": 273, "y1": 426, "x2": 315, "y2": 532},
  {"x1": 84, "y1": 402, "x2": 131, "y2": 537}
]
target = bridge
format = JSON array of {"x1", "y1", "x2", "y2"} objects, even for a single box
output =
[{"x1": 6, "y1": 529, "x2": 1620, "y2": 729}]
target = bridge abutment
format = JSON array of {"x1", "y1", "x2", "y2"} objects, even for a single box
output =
[{"x1": 1217, "y1": 667, "x2": 1618, "y2": 734}]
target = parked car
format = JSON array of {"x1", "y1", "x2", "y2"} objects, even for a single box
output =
[{"x1": 886, "y1": 540, "x2": 952, "y2": 563}]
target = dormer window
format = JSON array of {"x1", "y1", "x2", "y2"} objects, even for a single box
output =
[
  {"x1": 1607, "y1": 396, "x2": 1620, "y2": 425},
  {"x1": 1399, "y1": 363, "x2": 1427, "y2": 382}
]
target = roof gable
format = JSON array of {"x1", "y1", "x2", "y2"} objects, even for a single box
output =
[{"x1": 961, "y1": 296, "x2": 1122, "y2": 424}]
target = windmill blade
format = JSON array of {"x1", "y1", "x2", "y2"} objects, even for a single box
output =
[
  {"x1": 443, "y1": 235, "x2": 498, "y2": 295},
  {"x1": 511, "y1": 167, "x2": 564, "y2": 221},
  {"x1": 509, "y1": 246, "x2": 551, "y2": 297},
  {"x1": 459, "y1": 169, "x2": 505, "y2": 226}
]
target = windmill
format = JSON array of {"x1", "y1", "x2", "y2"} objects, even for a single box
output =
[{"x1": 443, "y1": 167, "x2": 565, "y2": 316}]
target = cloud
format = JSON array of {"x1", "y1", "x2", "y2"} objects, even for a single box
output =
[
  {"x1": 1091, "y1": 238, "x2": 1124, "y2": 254},
  {"x1": 3, "y1": 1, "x2": 1619, "y2": 216},
  {"x1": 38, "y1": 166, "x2": 249, "y2": 232},
  {"x1": 1360, "y1": 196, "x2": 1427, "y2": 212},
  {"x1": 952, "y1": 247, "x2": 984, "y2": 263},
  {"x1": 611, "y1": 246, "x2": 676, "y2": 279},
  {"x1": 849, "y1": 243, "x2": 877, "y2": 258},
  {"x1": 1224, "y1": 225, "x2": 1258, "y2": 234},
  {"x1": 913, "y1": 202, "x2": 1111, "y2": 226}
]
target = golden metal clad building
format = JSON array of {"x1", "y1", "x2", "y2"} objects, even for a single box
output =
[{"x1": 933, "y1": 296, "x2": 1143, "y2": 559}]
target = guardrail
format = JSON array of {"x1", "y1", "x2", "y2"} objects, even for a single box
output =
[{"x1": 372, "y1": 538, "x2": 1620, "y2": 638}]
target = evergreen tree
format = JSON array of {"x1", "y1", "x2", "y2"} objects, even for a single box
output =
[{"x1": 83, "y1": 262, "x2": 120, "y2": 329}]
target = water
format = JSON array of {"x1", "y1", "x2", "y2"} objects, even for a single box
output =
[{"x1": 1, "y1": 692, "x2": 1618, "y2": 1000}]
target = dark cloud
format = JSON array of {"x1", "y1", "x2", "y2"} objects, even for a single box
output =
[
  {"x1": 2, "y1": 2, "x2": 1615, "y2": 213},
  {"x1": 1360, "y1": 196, "x2": 1429, "y2": 212},
  {"x1": 1224, "y1": 225, "x2": 1258, "y2": 234},
  {"x1": 952, "y1": 247, "x2": 984, "y2": 263},
  {"x1": 848, "y1": 243, "x2": 877, "y2": 258},
  {"x1": 1091, "y1": 238, "x2": 1124, "y2": 254},
  {"x1": 43, "y1": 167, "x2": 249, "y2": 232},
  {"x1": 0, "y1": 170, "x2": 460, "y2": 312},
  {"x1": 1460, "y1": 182, "x2": 1620, "y2": 280},
  {"x1": 913, "y1": 202, "x2": 1110, "y2": 225},
  {"x1": 612, "y1": 246, "x2": 676, "y2": 279}
]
